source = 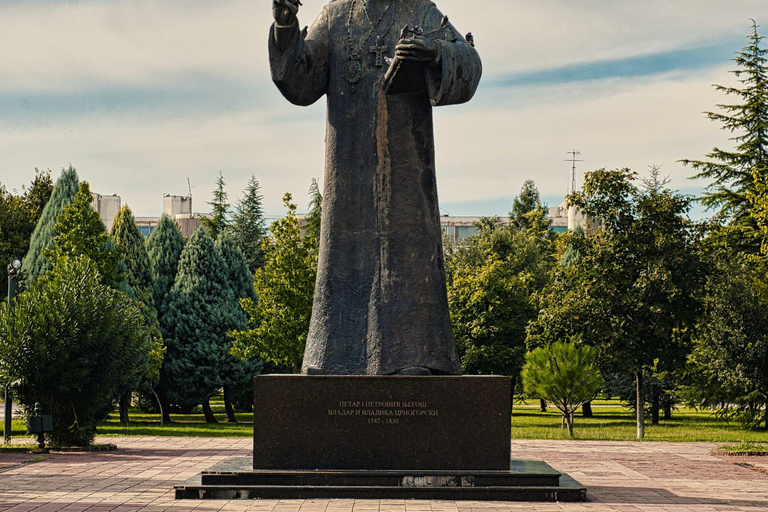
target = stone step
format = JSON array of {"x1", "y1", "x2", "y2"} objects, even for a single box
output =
[{"x1": 174, "y1": 482, "x2": 587, "y2": 501}]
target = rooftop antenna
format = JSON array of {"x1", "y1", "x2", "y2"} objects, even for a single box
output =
[
  {"x1": 564, "y1": 150, "x2": 583, "y2": 194},
  {"x1": 187, "y1": 178, "x2": 195, "y2": 218}
]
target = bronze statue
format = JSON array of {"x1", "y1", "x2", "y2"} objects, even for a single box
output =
[{"x1": 269, "y1": 0, "x2": 482, "y2": 375}]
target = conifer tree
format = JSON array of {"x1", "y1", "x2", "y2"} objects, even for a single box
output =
[
  {"x1": 162, "y1": 228, "x2": 243, "y2": 422},
  {"x1": 510, "y1": 180, "x2": 545, "y2": 229},
  {"x1": 231, "y1": 175, "x2": 267, "y2": 273},
  {"x1": 231, "y1": 194, "x2": 317, "y2": 372},
  {"x1": 111, "y1": 206, "x2": 165, "y2": 424},
  {"x1": 48, "y1": 181, "x2": 122, "y2": 288},
  {"x1": 306, "y1": 178, "x2": 323, "y2": 245},
  {"x1": 146, "y1": 214, "x2": 185, "y2": 423},
  {"x1": 146, "y1": 215, "x2": 185, "y2": 313},
  {"x1": 202, "y1": 172, "x2": 230, "y2": 239},
  {"x1": 215, "y1": 232, "x2": 257, "y2": 422},
  {"x1": 681, "y1": 21, "x2": 767, "y2": 226},
  {"x1": 23, "y1": 165, "x2": 79, "y2": 283}
]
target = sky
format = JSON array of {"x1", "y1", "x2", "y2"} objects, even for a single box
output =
[{"x1": 0, "y1": 0, "x2": 765, "y2": 218}]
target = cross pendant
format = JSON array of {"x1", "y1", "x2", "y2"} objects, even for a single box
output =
[{"x1": 370, "y1": 43, "x2": 390, "y2": 67}]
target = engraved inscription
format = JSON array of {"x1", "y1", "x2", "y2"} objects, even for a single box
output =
[{"x1": 327, "y1": 400, "x2": 439, "y2": 423}]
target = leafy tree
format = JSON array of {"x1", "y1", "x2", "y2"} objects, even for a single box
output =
[
  {"x1": 23, "y1": 166, "x2": 79, "y2": 284},
  {"x1": 447, "y1": 219, "x2": 552, "y2": 385},
  {"x1": 0, "y1": 169, "x2": 54, "y2": 298},
  {"x1": 146, "y1": 214, "x2": 185, "y2": 423},
  {"x1": 528, "y1": 168, "x2": 704, "y2": 438},
  {"x1": 231, "y1": 193, "x2": 317, "y2": 372},
  {"x1": 306, "y1": 178, "x2": 323, "y2": 243},
  {"x1": 47, "y1": 182, "x2": 122, "y2": 288},
  {"x1": 683, "y1": 255, "x2": 768, "y2": 429},
  {"x1": 510, "y1": 179, "x2": 547, "y2": 231},
  {"x1": 522, "y1": 340, "x2": 603, "y2": 437},
  {"x1": 162, "y1": 228, "x2": 245, "y2": 422},
  {"x1": 202, "y1": 172, "x2": 230, "y2": 239},
  {"x1": 111, "y1": 206, "x2": 165, "y2": 424},
  {"x1": 231, "y1": 175, "x2": 267, "y2": 272},
  {"x1": 215, "y1": 232, "x2": 258, "y2": 422},
  {"x1": 681, "y1": 21, "x2": 767, "y2": 232},
  {"x1": 0, "y1": 255, "x2": 150, "y2": 446}
]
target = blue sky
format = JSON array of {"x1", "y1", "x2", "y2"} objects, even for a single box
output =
[{"x1": 0, "y1": 0, "x2": 765, "y2": 219}]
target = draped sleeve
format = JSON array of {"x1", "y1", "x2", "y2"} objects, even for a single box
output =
[
  {"x1": 268, "y1": 7, "x2": 331, "y2": 106},
  {"x1": 421, "y1": 3, "x2": 482, "y2": 107}
]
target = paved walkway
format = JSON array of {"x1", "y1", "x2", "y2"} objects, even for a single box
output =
[{"x1": 1, "y1": 437, "x2": 767, "y2": 511}]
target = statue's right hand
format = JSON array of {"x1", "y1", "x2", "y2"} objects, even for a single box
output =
[{"x1": 273, "y1": 0, "x2": 299, "y2": 26}]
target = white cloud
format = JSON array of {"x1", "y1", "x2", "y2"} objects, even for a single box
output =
[{"x1": 0, "y1": 0, "x2": 763, "y2": 218}]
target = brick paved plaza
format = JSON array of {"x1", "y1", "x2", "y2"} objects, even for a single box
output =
[{"x1": 1, "y1": 437, "x2": 767, "y2": 512}]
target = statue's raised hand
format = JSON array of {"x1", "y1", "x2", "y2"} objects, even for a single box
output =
[
  {"x1": 273, "y1": 0, "x2": 300, "y2": 26},
  {"x1": 395, "y1": 35, "x2": 439, "y2": 64}
]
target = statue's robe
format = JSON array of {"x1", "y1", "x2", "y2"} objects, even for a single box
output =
[{"x1": 269, "y1": 0, "x2": 482, "y2": 375}]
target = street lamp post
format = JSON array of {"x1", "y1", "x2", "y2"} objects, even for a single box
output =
[{"x1": 4, "y1": 258, "x2": 21, "y2": 443}]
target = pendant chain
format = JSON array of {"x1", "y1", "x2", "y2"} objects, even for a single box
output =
[{"x1": 347, "y1": 0, "x2": 396, "y2": 58}]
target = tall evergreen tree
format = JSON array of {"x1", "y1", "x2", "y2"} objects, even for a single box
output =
[
  {"x1": 231, "y1": 175, "x2": 267, "y2": 272},
  {"x1": 146, "y1": 214, "x2": 185, "y2": 423},
  {"x1": 23, "y1": 166, "x2": 79, "y2": 284},
  {"x1": 215, "y1": 232, "x2": 258, "y2": 422},
  {"x1": 231, "y1": 194, "x2": 317, "y2": 372},
  {"x1": 681, "y1": 21, "x2": 767, "y2": 227},
  {"x1": 510, "y1": 180, "x2": 548, "y2": 231},
  {"x1": 306, "y1": 178, "x2": 323, "y2": 244},
  {"x1": 146, "y1": 215, "x2": 186, "y2": 313},
  {"x1": 202, "y1": 172, "x2": 230, "y2": 239},
  {"x1": 162, "y1": 228, "x2": 243, "y2": 422},
  {"x1": 47, "y1": 181, "x2": 122, "y2": 288},
  {"x1": 111, "y1": 206, "x2": 165, "y2": 424}
]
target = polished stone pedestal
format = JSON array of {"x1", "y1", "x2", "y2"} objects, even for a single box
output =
[
  {"x1": 175, "y1": 457, "x2": 587, "y2": 501},
  {"x1": 174, "y1": 375, "x2": 586, "y2": 501}
]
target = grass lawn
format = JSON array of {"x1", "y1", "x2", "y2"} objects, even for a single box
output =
[
  {"x1": 512, "y1": 398, "x2": 768, "y2": 442},
  {"x1": 66, "y1": 396, "x2": 768, "y2": 444}
]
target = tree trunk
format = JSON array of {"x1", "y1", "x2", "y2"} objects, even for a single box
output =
[
  {"x1": 566, "y1": 412, "x2": 574, "y2": 437},
  {"x1": 539, "y1": 399, "x2": 547, "y2": 412},
  {"x1": 636, "y1": 370, "x2": 645, "y2": 439},
  {"x1": 202, "y1": 399, "x2": 218, "y2": 423},
  {"x1": 160, "y1": 389, "x2": 172, "y2": 424},
  {"x1": 582, "y1": 400, "x2": 593, "y2": 417},
  {"x1": 150, "y1": 385, "x2": 165, "y2": 426},
  {"x1": 119, "y1": 392, "x2": 131, "y2": 425},
  {"x1": 663, "y1": 402, "x2": 672, "y2": 420},
  {"x1": 651, "y1": 389, "x2": 660, "y2": 425},
  {"x1": 223, "y1": 384, "x2": 238, "y2": 423}
]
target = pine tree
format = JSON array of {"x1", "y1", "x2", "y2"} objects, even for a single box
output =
[
  {"x1": 146, "y1": 215, "x2": 185, "y2": 313},
  {"x1": 306, "y1": 178, "x2": 323, "y2": 245},
  {"x1": 162, "y1": 228, "x2": 242, "y2": 422},
  {"x1": 215, "y1": 232, "x2": 258, "y2": 422},
  {"x1": 146, "y1": 214, "x2": 185, "y2": 423},
  {"x1": 231, "y1": 194, "x2": 317, "y2": 372},
  {"x1": 23, "y1": 166, "x2": 79, "y2": 284},
  {"x1": 202, "y1": 172, "x2": 230, "y2": 239},
  {"x1": 510, "y1": 180, "x2": 547, "y2": 231},
  {"x1": 681, "y1": 21, "x2": 768, "y2": 226},
  {"x1": 231, "y1": 175, "x2": 267, "y2": 273},
  {"x1": 47, "y1": 181, "x2": 122, "y2": 288},
  {"x1": 111, "y1": 206, "x2": 165, "y2": 424}
]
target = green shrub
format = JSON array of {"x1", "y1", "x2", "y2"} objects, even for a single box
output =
[{"x1": 0, "y1": 255, "x2": 150, "y2": 446}]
